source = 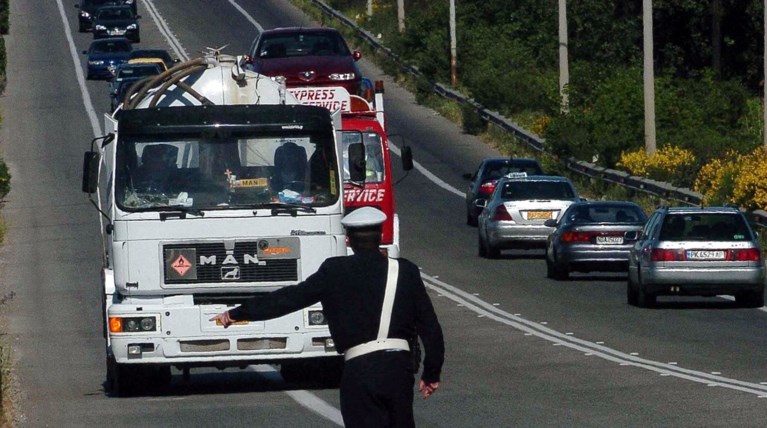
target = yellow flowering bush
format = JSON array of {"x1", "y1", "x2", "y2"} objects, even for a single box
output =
[
  {"x1": 616, "y1": 145, "x2": 696, "y2": 187},
  {"x1": 693, "y1": 147, "x2": 767, "y2": 210}
]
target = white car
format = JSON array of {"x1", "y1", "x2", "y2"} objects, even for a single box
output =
[{"x1": 478, "y1": 174, "x2": 580, "y2": 258}]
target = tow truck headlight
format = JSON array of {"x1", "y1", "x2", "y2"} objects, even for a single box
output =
[
  {"x1": 329, "y1": 72, "x2": 355, "y2": 81},
  {"x1": 109, "y1": 316, "x2": 158, "y2": 333},
  {"x1": 307, "y1": 310, "x2": 327, "y2": 326}
]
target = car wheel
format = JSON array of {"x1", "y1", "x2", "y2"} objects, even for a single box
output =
[
  {"x1": 635, "y1": 279, "x2": 655, "y2": 308},
  {"x1": 486, "y1": 242, "x2": 500, "y2": 259},
  {"x1": 546, "y1": 254, "x2": 568, "y2": 280},
  {"x1": 478, "y1": 234, "x2": 487, "y2": 257},
  {"x1": 627, "y1": 273, "x2": 638, "y2": 306},
  {"x1": 467, "y1": 212, "x2": 477, "y2": 227},
  {"x1": 736, "y1": 290, "x2": 765, "y2": 308}
]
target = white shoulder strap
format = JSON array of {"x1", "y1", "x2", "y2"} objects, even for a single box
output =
[{"x1": 376, "y1": 258, "x2": 399, "y2": 340}]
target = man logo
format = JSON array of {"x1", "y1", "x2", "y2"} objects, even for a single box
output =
[{"x1": 221, "y1": 266, "x2": 241, "y2": 280}]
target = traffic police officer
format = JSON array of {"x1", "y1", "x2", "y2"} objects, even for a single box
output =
[{"x1": 211, "y1": 206, "x2": 444, "y2": 427}]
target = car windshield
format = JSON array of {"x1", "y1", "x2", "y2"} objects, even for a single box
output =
[
  {"x1": 500, "y1": 181, "x2": 575, "y2": 201},
  {"x1": 659, "y1": 213, "x2": 751, "y2": 241},
  {"x1": 340, "y1": 131, "x2": 385, "y2": 184},
  {"x1": 116, "y1": 65, "x2": 159, "y2": 79},
  {"x1": 92, "y1": 40, "x2": 131, "y2": 54},
  {"x1": 115, "y1": 131, "x2": 339, "y2": 211},
  {"x1": 96, "y1": 7, "x2": 133, "y2": 19},
  {"x1": 482, "y1": 162, "x2": 542, "y2": 181},
  {"x1": 257, "y1": 32, "x2": 351, "y2": 59},
  {"x1": 566, "y1": 205, "x2": 645, "y2": 224}
]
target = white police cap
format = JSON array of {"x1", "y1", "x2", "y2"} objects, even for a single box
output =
[{"x1": 341, "y1": 207, "x2": 387, "y2": 228}]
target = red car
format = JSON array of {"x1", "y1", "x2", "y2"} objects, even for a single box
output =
[{"x1": 245, "y1": 27, "x2": 363, "y2": 96}]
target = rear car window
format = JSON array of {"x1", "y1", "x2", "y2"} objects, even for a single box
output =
[
  {"x1": 482, "y1": 162, "x2": 543, "y2": 181},
  {"x1": 500, "y1": 181, "x2": 575, "y2": 201},
  {"x1": 568, "y1": 205, "x2": 645, "y2": 223},
  {"x1": 659, "y1": 213, "x2": 751, "y2": 241}
]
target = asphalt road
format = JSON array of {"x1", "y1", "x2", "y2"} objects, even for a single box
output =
[{"x1": 1, "y1": 0, "x2": 767, "y2": 426}]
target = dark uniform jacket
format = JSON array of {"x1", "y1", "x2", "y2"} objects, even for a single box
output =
[{"x1": 228, "y1": 248, "x2": 445, "y2": 382}]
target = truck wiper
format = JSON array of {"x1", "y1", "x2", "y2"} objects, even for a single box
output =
[
  {"x1": 258, "y1": 202, "x2": 317, "y2": 217},
  {"x1": 156, "y1": 206, "x2": 205, "y2": 220},
  {"x1": 344, "y1": 179, "x2": 365, "y2": 188}
]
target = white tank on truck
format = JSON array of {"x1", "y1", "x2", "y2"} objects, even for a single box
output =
[{"x1": 82, "y1": 51, "x2": 368, "y2": 395}]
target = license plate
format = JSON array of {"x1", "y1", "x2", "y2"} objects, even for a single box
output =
[
  {"x1": 109, "y1": 30, "x2": 126, "y2": 35},
  {"x1": 527, "y1": 211, "x2": 552, "y2": 220},
  {"x1": 686, "y1": 250, "x2": 726, "y2": 260},
  {"x1": 596, "y1": 236, "x2": 623, "y2": 245}
]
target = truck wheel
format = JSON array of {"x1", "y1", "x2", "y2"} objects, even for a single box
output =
[
  {"x1": 280, "y1": 361, "x2": 309, "y2": 384},
  {"x1": 486, "y1": 242, "x2": 500, "y2": 259}
]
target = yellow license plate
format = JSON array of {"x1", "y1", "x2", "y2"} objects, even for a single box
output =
[
  {"x1": 527, "y1": 211, "x2": 552, "y2": 220},
  {"x1": 235, "y1": 178, "x2": 268, "y2": 188}
]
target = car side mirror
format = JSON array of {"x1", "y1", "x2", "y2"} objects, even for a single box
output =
[
  {"x1": 82, "y1": 50, "x2": 88, "y2": 55},
  {"x1": 544, "y1": 219, "x2": 558, "y2": 228},
  {"x1": 474, "y1": 199, "x2": 487, "y2": 209},
  {"x1": 624, "y1": 231, "x2": 639, "y2": 241},
  {"x1": 400, "y1": 145, "x2": 414, "y2": 171},
  {"x1": 352, "y1": 51, "x2": 362, "y2": 61}
]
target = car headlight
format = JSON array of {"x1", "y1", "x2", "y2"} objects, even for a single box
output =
[
  {"x1": 88, "y1": 60, "x2": 105, "y2": 66},
  {"x1": 127, "y1": 24, "x2": 137, "y2": 30},
  {"x1": 329, "y1": 72, "x2": 356, "y2": 81},
  {"x1": 79, "y1": 11, "x2": 90, "y2": 18},
  {"x1": 94, "y1": 25, "x2": 106, "y2": 30}
]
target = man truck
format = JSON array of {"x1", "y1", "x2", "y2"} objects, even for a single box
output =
[{"x1": 82, "y1": 52, "x2": 367, "y2": 394}]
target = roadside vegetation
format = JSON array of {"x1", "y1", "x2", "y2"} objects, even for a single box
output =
[{"x1": 296, "y1": 0, "x2": 767, "y2": 212}]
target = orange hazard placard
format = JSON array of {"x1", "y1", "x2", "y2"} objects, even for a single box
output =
[{"x1": 171, "y1": 255, "x2": 193, "y2": 276}]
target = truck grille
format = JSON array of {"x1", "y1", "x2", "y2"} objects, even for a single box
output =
[{"x1": 163, "y1": 242, "x2": 299, "y2": 284}]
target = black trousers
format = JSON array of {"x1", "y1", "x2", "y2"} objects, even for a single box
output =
[{"x1": 340, "y1": 350, "x2": 416, "y2": 428}]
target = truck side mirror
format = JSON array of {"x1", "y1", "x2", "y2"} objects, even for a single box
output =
[
  {"x1": 401, "y1": 145, "x2": 414, "y2": 171},
  {"x1": 82, "y1": 151, "x2": 100, "y2": 194},
  {"x1": 348, "y1": 142, "x2": 366, "y2": 182},
  {"x1": 624, "y1": 231, "x2": 639, "y2": 241}
]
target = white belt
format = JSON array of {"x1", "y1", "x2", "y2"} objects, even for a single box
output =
[
  {"x1": 344, "y1": 259, "x2": 409, "y2": 361},
  {"x1": 344, "y1": 338, "x2": 410, "y2": 361}
]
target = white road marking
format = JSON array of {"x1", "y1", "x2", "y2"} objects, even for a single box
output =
[{"x1": 421, "y1": 271, "x2": 767, "y2": 397}]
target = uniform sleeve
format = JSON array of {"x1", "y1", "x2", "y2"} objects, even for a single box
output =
[
  {"x1": 410, "y1": 265, "x2": 445, "y2": 383},
  {"x1": 228, "y1": 262, "x2": 329, "y2": 321}
]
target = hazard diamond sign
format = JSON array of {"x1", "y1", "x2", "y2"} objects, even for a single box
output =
[
  {"x1": 171, "y1": 255, "x2": 192, "y2": 276},
  {"x1": 164, "y1": 248, "x2": 197, "y2": 281}
]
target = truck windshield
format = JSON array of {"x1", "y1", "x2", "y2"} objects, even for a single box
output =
[
  {"x1": 341, "y1": 131, "x2": 385, "y2": 184},
  {"x1": 115, "y1": 132, "x2": 339, "y2": 211}
]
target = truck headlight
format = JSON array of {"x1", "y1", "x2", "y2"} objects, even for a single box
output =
[
  {"x1": 307, "y1": 310, "x2": 327, "y2": 326},
  {"x1": 109, "y1": 316, "x2": 158, "y2": 333}
]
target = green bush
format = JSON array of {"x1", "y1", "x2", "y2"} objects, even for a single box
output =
[{"x1": 0, "y1": 0, "x2": 8, "y2": 35}]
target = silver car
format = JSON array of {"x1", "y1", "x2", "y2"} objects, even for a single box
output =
[
  {"x1": 545, "y1": 201, "x2": 647, "y2": 280},
  {"x1": 627, "y1": 206, "x2": 765, "y2": 308},
  {"x1": 478, "y1": 174, "x2": 579, "y2": 258}
]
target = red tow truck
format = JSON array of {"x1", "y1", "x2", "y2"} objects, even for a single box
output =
[{"x1": 289, "y1": 82, "x2": 413, "y2": 256}]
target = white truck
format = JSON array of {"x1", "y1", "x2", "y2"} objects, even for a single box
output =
[{"x1": 82, "y1": 52, "x2": 368, "y2": 395}]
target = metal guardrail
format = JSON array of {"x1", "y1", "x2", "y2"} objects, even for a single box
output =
[{"x1": 306, "y1": 1, "x2": 767, "y2": 224}]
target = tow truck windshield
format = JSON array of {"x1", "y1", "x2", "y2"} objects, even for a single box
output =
[{"x1": 115, "y1": 132, "x2": 339, "y2": 211}]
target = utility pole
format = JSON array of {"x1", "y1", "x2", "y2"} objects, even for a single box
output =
[
  {"x1": 367, "y1": 0, "x2": 372, "y2": 18},
  {"x1": 450, "y1": 0, "x2": 457, "y2": 85},
  {"x1": 398, "y1": 0, "x2": 405, "y2": 32},
  {"x1": 558, "y1": 0, "x2": 569, "y2": 113},
  {"x1": 643, "y1": 0, "x2": 657, "y2": 156},
  {"x1": 763, "y1": 0, "x2": 767, "y2": 147}
]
